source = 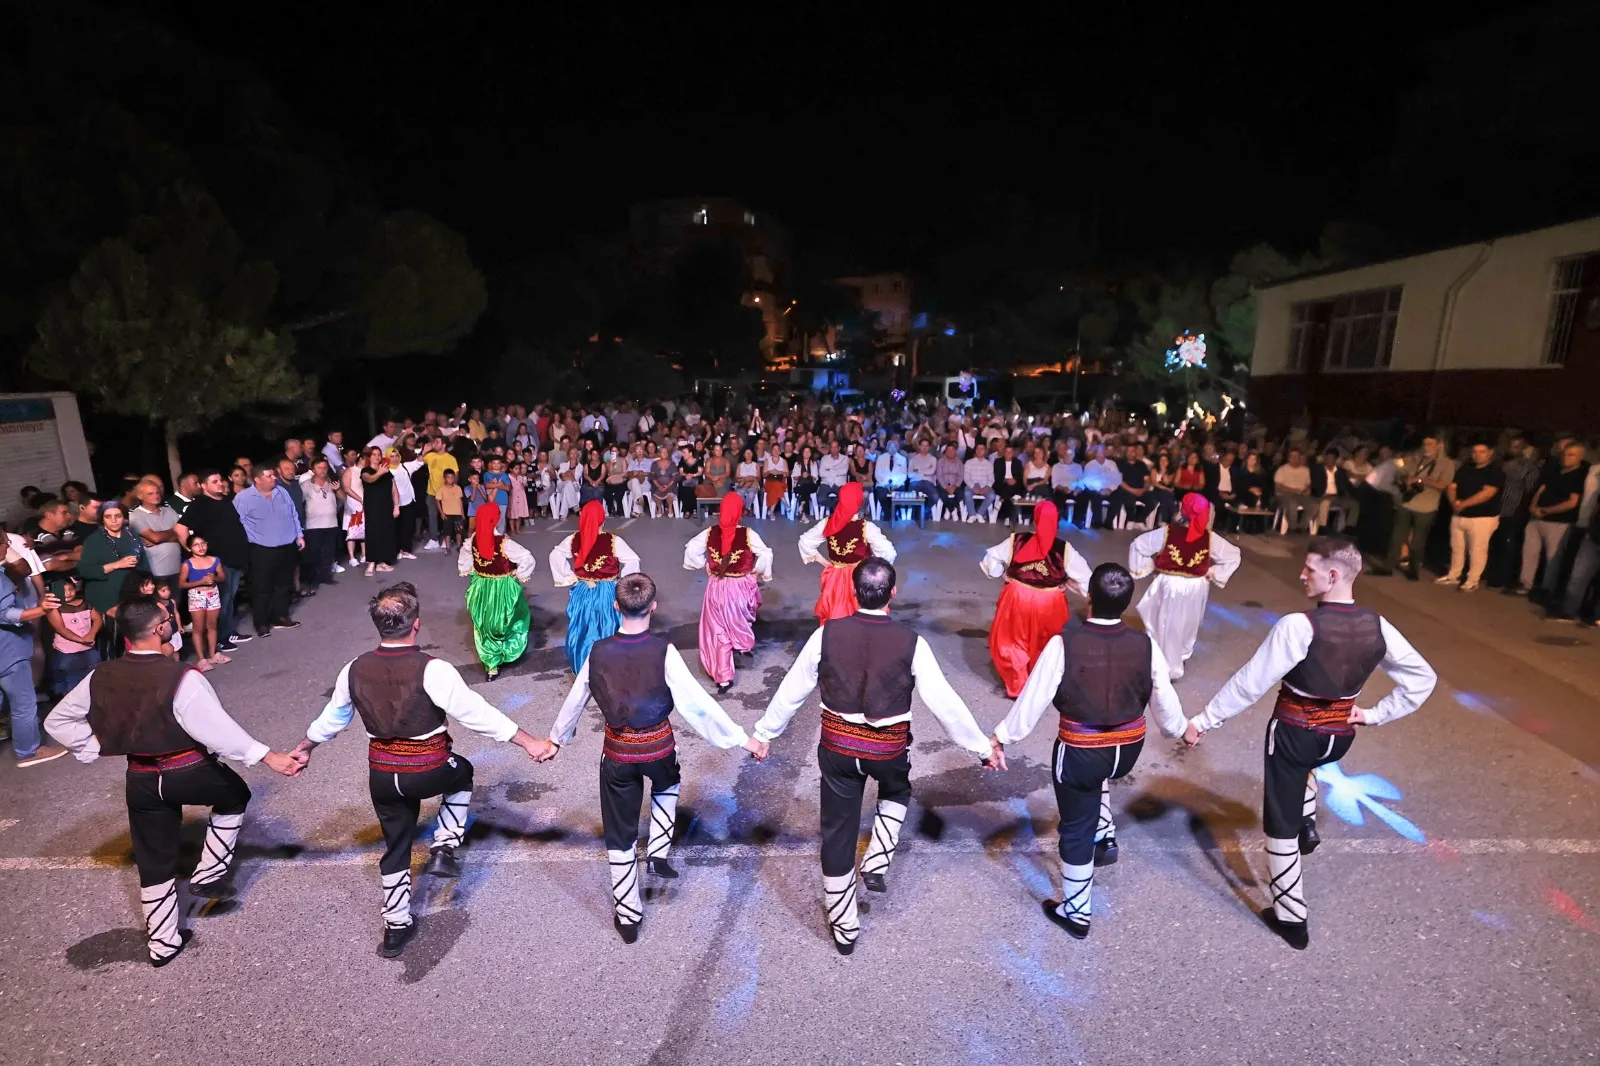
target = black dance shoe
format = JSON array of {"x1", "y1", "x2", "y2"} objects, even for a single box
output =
[
  {"x1": 861, "y1": 872, "x2": 887, "y2": 893},
  {"x1": 381, "y1": 922, "x2": 416, "y2": 958},
  {"x1": 1299, "y1": 819, "x2": 1321, "y2": 855},
  {"x1": 614, "y1": 918, "x2": 639, "y2": 945},
  {"x1": 425, "y1": 845, "x2": 462, "y2": 879},
  {"x1": 715, "y1": 681, "x2": 733, "y2": 695},
  {"x1": 1259, "y1": 907, "x2": 1310, "y2": 950},
  {"x1": 150, "y1": 929, "x2": 194, "y2": 968},
  {"x1": 646, "y1": 857, "x2": 679, "y2": 879},
  {"x1": 1041, "y1": 900, "x2": 1090, "y2": 939},
  {"x1": 833, "y1": 936, "x2": 856, "y2": 956},
  {"x1": 188, "y1": 877, "x2": 235, "y2": 900},
  {"x1": 1093, "y1": 837, "x2": 1119, "y2": 867}
]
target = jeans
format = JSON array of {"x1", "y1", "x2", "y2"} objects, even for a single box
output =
[
  {"x1": 1560, "y1": 536, "x2": 1600, "y2": 617},
  {"x1": 217, "y1": 564, "x2": 244, "y2": 644},
  {"x1": 1446, "y1": 515, "x2": 1498, "y2": 585},
  {"x1": 1, "y1": 659, "x2": 41, "y2": 758},
  {"x1": 426, "y1": 494, "x2": 441, "y2": 541},
  {"x1": 1521, "y1": 520, "x2": 1576, "y2": 594},
  {"x1": 50, "y1": 647, "x2": 99, "y2": 697}
]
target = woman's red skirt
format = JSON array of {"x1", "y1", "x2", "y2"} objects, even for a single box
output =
[
  {"x1": 814, "y1": 563, "x2": 860, "y2": 624},
  {"x1": 990, "y1": 580, "x2": 1069, "y2": 698}
]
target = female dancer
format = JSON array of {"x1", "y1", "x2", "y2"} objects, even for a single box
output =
[
  {"x1": 980, "y1": 500, "x2": 1091, "y2": 697},
  {"x1": 797, "y1": 482, "x2": 895, "y2": 623},
  {"x1": 683, "y1": 494, "x2": 773, "y2": 692},
  {"x1": 549, "y1": 500, "x2": 641, "y2": 672},
  {"x1": 458, "y1": 501, "x2": 536, "y2": 680}
]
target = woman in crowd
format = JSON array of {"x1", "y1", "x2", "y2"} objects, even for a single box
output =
[
  {"x1": 1175, "y1": 451, "x2": 1206, "y2": 497},
  {"x1": 762, "y1": 443, "x2": 789, "y2": 516},
  {"x1": 1024, "y1": 446, "x2": 1052, "y2": 500},
  {"x1": 300, "y1": 458, "x2": 342, "y2": 584},
  {"x1": 603, "y1": 447, "x2": 630, "y2": 516},
  {"x1": 227, "y1": 466, "x2": 251, "y2": 496},
  {"x1": 359, "y1": 447, "x2": 399, "y2": 576},
  {"x1": 704, "y1": 443, "x2": 732, "y2": 497},
  {"x1": 342, "y1": 453, "x2": 366, "y2": 568},
  {"x1": 78, "y1": 500, "x2": 147, "y2": 626},
  {"x1": 581, "y1": 448, "x2": 607, "y2": 508},
  {"x1": 677, "y1": 444, "x2": 703, "y2": 517},
  {"x1": 735, "y1": 447, "x2": 762, "y2": 514},
  {"x1": 178, "y1": 533, "x2": 227, "y2": 668},
  {"x1": 1236, "y1": 452, "x2": 1269, "y2": 509},
  {"x1": 849, "y1": 442, "x2": 874, "y2": 494},
  {"x1": 508, "y1": 461, "x2": 530, "y2": 533},
  {"x1": 792, "y1": 444, "x2": 821, "y2": 521}
]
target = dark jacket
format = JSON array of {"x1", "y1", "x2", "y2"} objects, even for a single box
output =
[
  {"x1": 993, "y1": 456, "x2": 1025, "y2": 490},
  {"x1": 1309, "y1": 464, "x2": 1356, "y2": 498}
]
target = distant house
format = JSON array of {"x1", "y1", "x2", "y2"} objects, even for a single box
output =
[{"x1": 1249, "y1": 217, "x2": 1600, "y2": 432}]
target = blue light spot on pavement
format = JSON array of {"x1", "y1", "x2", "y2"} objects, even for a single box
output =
[
  {"x1": 1471, "y1": 910, "x2": 1513, "y2": 932},
  {"x1": 929, "y1": 533, "x2": 962, "y2": 549},
  {"x1": 1074, "y1": 526, "x2": 1102, "y2": 540},
  {"x1": 499, "y1": 692, "x2": 533, "y2": 711},
  {"x1": 714, "y1": 900, "x2": 762, "y2": 1027},
  {"x1": 1207, "y1": 605, "x2": 1252, "y2": 629},
  {"x1": 1313, "y1": 762, "x2": 1425, "y2": 843},
  {"x1": 1454, "y1": 691, "x2": 1493, "y2": 713},
  {"x1": 996, "y1": 938, "x2": 1074, "y2": 1000}
]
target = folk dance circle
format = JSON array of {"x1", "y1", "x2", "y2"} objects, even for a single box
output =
[{"x1": 42, "y1": 497, "x2": 1435, "y2": 963}]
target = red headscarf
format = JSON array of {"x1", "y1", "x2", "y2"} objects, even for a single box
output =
[
  {"x1": 825, "y1": 482, "x2": 864, "y2": 538},
  {"x1": 1178, "y1": 493, "x2": 1211, "y2": 544},
  {"x1": 718, "y1": 492, "x2": 743, "y2": 555},
  {"x1": 1014, "y1": 500, "x2": 1059, "y2": 563},
  {"x1": 575, "y1": 499, "x2": 606, "y2": 565},
  {"x1": 474, "y1": 501, "x2": 500, "y2": 559}
]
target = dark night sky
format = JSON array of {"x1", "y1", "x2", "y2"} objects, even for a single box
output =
[{"x1": 128, "y1": 2, "x2": 1558, "y2": 269}]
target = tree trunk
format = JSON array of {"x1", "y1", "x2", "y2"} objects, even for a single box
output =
[{"x1": 164, "y1": 422, "x2": 183, "y2": 487}]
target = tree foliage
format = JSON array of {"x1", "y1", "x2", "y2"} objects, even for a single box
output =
[{"x1": 358, "y1": 210, "x2": 488, "y2": 358}]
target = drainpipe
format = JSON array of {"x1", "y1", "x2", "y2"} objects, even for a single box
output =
[{"x1": 1424, "y1": 242, "x2": 1493, "y2": 425}]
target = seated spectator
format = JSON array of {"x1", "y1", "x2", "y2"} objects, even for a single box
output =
[
  {"x1": 650, "y1": 450, "x2": 681, "y2": 517},
  {"x1": 703, "y1": 444, "x2": 732, "y2": 498},
  {"x1": 1023, "y1": 447, "x2": 1052, "y2": 499},
  {"x1": 993, "y1": 444, "x2": 1026, "y2": 524},
  {"x1": 963, "y1": 442, "x2": 994, "y2": 521},
  {"x1": 761, "y1": 445, "x2": 788, "y2": 516},
  {"x1": 735, "y1": 448, "x2": 762, "y2": 512},
  {"x1": 1050, "y1": 448, "x2": 1083, "y2": 516},
  {"x1": 872, "y1": 439, "x2": 909, "y2": 518},
  {"x1": 906, "y1": 440, "x2": 940, "y2": 510},
  {"x1": 1175, "y1": 452, "x2": 1206, "y2": 496},
  {"x1": 1075, "y1": 444, "x2": 1122, "y2": 528},
  {"x1": 935, "y1": 443, "x2": 965, "y2": 520},
  {"x1": 1109, "y1": 444, "x2": 1154, "y2": 526},
  {"x1": 1310, "y1": 448, "x2": 1362, "y2": 532},
  {"x1": 1273, "y1": 448, "x2": 1315, "y2": 531}
]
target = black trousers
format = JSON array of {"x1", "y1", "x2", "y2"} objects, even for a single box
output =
[
  {"x1": 818, "y1": 745, "x2": 912, "y2": 877},
  {"x1": 1074, "y1": 491, "x2": 1112, "y2": 528},
  {"x1": 995, "y1": 485, "x2": 1022, "y2": 522},
  {"x1": 369, "y1": 755, "x2": 474, "y2": 877},
  {"x1": 1051, "y1": 738, "x2": 1142, "y2": 865},
  {"x1": 1263, "y1": 720, "x2": 1352, "y2": 839},
  {"x1": 302, "y1": 527, "x2": 340, "y2": 585},
  {"x1": 602, "y1": 482, "x2": 628, "y2": 516},
  {"x1": 247, "y1": 543, "x2": 297, "y2": 633},
  {"x1": 599, "y1": 753, "x2": 681, "y2": 851},
  {"x1": 126, "y1": 759, "x2": 251, "y2": 887},
  {"x1": 397, "y1": 501, "x2": 420, "y2": 554}
]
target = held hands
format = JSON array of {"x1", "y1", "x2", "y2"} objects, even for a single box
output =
[
  {"x1": 263, "y1": 751, "x2": 303, "y2": 777},
  {"x1": 1182, "y1": 720, "x2": 1203, "y2": 747},
  {"x1": 515, "y1": 733, "x2": 559, "y2": 762},
  {"x1": 983, "y1": 736, "x2": 1008, "y2": 772},
  {"x1": 743, "y1": 737, "x2": 770, "y2": 761},
  {"x1": 288, "y1": 738, "x2": 317, "y2": 770}
]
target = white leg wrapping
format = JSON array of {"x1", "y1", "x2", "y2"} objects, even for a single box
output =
[
  {"x1": 189, "y1": 812, "x2": 243, "y2": 886},
  {"x1": 1266, "y1": 836, "x2": 1307, "y2": 924},
  {"x1": 609, "y1": 848, "x2": 643, "y2": 925},
  {"x1": 823, "y1": 873, "x2": 859, "y2": 947},
  {"x1": 140, "y1": 879, "x2": 182, "y2": 962},
  {"x1": 1094, "y1": 780, "x2": 1115, "y2": 843},
  {"x1": 433, "y1": 791, "x2": 471, "y2": 850},
  {"x1": 1054, "y1": 860, "x2": 1094, "y2": 924},
  {"x1": 858, "y1": 800, "x2": 908, "y2": 876},
  {"x1": 645, "y1": 784, "x2": 679, "y2": 861},
  {"x1": 381, "y1": 870, "x2": 413, "y2": 929},
  {"x1": 1302, "y1": 775, "x2": 1318, "y2": 823}
]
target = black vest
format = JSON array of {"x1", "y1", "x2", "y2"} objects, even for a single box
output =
[
  {"x1": 86, "y1": 654, "x2": 196, "y2": 756},
  {"x1": 588, "y1": 631, "x2": 674, "y2": 730},
  {"x1": 348, "y1": 646, "x2": 446, "y2": 739},
  {"x1": 1282, "y1": 602, "x2": 1387, "y2": 699},
  {"x1": 1051, "y1": 620, "x2": 1153, "y2": 726},
  {"x1": 818, "y1": 612, "x2": 918, "y2": 721}
]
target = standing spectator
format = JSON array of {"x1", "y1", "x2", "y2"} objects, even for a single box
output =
[
  {"x1": 284, "y1": 439, "x2": 309, "y2": 475},
  {"x1": 25, "y1": 499, "x2": 86, "y2": 585},
  {"x1": 129, "y1": 478, "x2": 183, "y2": 593},
  {"x1": 1309, "y1": 449, "x2": 1362, "y2": 532},
  {"x1": 1378, "y1": 435, "x2": 1455, "y2": 580},
  {"x1": 421, "y1": 436, "x2": 458, "y2": 549},
  {"x1": 367, "y1": 420, "x2": 399, "y2": 453},
  {"x1": 1546, "y1": 465, "x2": 1600, "y2": 624},
  {"x1": 359, "y1": 449, "x2": 400, "y2": 576},
  {"x1": 962, "y1": 442, "x2": 994, "y2": 521},
  {"x1": 1272, "y1": 449, "x2": 1315, "y2": 532},
  {"x1": 1, "y1": 568, "x2": 66, "y2": 766},
  {"x1": 935, "y1": 443, "x2": 966, "y2": 520},
  {"x1": 1437, "y1": 440, "x2": 1504, "y2": 592},
  {"x1": 173, "y1": 471, "x2": 253, "y2": 649},
  {"x1": 164, "y1": 472, "x2": 200, "y2": 516},
  {"x1": 77, "y1": 500, "x2": 148, "y2": 618},
  {"x1": 1513, "y1": 442, "x2": 1587, "y2": 598},
  {"x1": 44, "y1": 575, "x2": 101, "y2": 692},
  {"x1": 1487, "y1": 440, "x2": 1540, "y2": 589},
  {"x1": 275, "y1": 458, "x2": 309, "y2": 599},
  {"x1": 299, "y1": 458, "x2": 342, "y2": 588},
  {"x1": 178, "y1": 534, "x2": 228, "y2": 669},
  {"x1": 323, "y1": 430, "x2": 346, "y2": 471},
  {"x1": 234, "y1": 466, "x2": 304, "y2": 636},
  {"x1": 392, "y1": 447, "x2": 426, "y2": 556},
  {"x1": 436, "y1": 469, "x2": 466, "y2": 549}
]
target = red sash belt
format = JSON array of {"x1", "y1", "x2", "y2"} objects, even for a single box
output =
[
  {"x1": 369, "y1": 733, "x2": 452, "y2": 773},
  {"x1": 127, "y1": 747, "x2": 208, "y2": 774},
  {"x1": 820, "y1": 710, "x2": 911, "y2": 760},
  {"x1": 603, "y1": 719, "x2": 676, "y2": 764},
  {"x1": 1057, "y1": 716, "x2": 1146, "y2": 748},
  {"x1": 1271, "y1": 686, "x2": 1356, "y2": 737}
]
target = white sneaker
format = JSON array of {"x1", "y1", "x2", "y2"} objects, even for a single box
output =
[
  {"x1": 423, "y1": 540, "x2": 440, "y2": 551},
  {"x1": 333, "y1": 563, "x2": 346, "y2": 573},
  {"x1": 397, "y1": 551, "x2": 417, "y2": 560}
]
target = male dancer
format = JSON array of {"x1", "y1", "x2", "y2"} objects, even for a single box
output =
[
  {"x1": 683, "y1": 493, "x2": 774, "y2": 693},
  {"x1": 1188, "y1": 536, "x2": 1436, "y2": 949},
  {"x1": 544, "y1": 573, "x2": 765, "y2": 943},
  {"x1": 797, "y1": 482, "x2": 896, "y2": 623},
  {"x1": 990, "y1": 563, "x2": 1185, "y2": 938},
  {"x1": 44, "y1": 599, "x2": 302, "y2": 966},
  {"x1": 293, "y1": 583, "x2": 550, "y2": 958},
  {"x1": 754, "y1": 558, "x2": 1000, "y2": 955},
  {"x1": 1127, "y1": 493, "x2": 1241, "y2": 679}
]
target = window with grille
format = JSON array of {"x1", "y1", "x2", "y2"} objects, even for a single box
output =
[
  {"x1": 1287, "y1": 301, "x2": 1318, "y2": 371},
  {"x1": 1324, "y1": 286, "x2": 1402, "y2": 370},
  {"x1": 1541, "y1": 256, "x2": 1586, "y2": 366}
]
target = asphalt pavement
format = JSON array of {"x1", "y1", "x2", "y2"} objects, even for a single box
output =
[{"x1": 1, "y1": 512, "x2": 1597, "y2": 1066}]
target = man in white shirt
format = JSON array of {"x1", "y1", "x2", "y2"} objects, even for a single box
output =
[
  {"x1": 962, "y1": 442, "x2": 995, "y2": 521},
  {"x1": 872, "y1": 438, "x2": 909, "y2": 517},
  {"x1": 1076, "y1": 445, "x2": 1123, "y2": 529},
  {"x1": 366, "y1": 421, "x2": 399, "y2": 454},
  {"x1": 1273, "y1": 449, "x2": 1315, "y2": 532},
  {"x1": 818, "y1": 440, "x2": 851, "y2": 511},
  {"x1": 625, "y1": 442, "x2": 653, "y2": 517},
  {"x1": 1050, "y1": 447, "x2": 1084, "y2": 515}
]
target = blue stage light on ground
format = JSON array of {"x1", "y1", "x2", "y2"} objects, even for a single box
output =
[{"x1": 1313, "y1": 763, "x2": 1425, "y2": 843}]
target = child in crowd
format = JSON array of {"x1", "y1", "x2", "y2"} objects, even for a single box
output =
[
  {"x1": 179, "y1": 533, "x2": 228, "y2": 669},
  {"x1": 45, "y1": 576, "x2": 101, "y2": 695},
  {"x1": 437, "y1": 469, "x2": 466, "y2": 552},
  {"x1": 508, "y1": 461, "x2": 529, "y2": 534},
  {"x1": 465, "y1": 470, "x2": 489, "y2": 536},
  {"x1": 152, "y1": 578, "x2": 182, "y2": 659},
  {"x1": 533, "y1": 452, "x2": 555, "y2": 518}
]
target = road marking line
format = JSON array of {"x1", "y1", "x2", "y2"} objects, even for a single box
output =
[
  {"x1": 617, "y1": 518, "x2": 636, "y2": 530},
  {"x1": 2, "y1": 837, "x2": 1595, "y2": 872},
  {"x1": 0, "y1": 819, "x2": 18, "y2": 833}
]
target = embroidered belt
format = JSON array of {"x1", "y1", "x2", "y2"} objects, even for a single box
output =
[
  {"x1": 603, "y1": 719, "x2": 676, "y2": 764},
  {"x1": 1271, "y1": 686, "x2": 1356, "y2": 737},
  {"x1": 1056, "y1": 715, "x2": 1147, "y2": 748},
  {"x1": 127, "y1": 747, "x2": 208, "y2": 774},
  {"x1": 820, "y1": 710, "x2": 910, "y2": 760},
  {"x1": 369, "y1": 733, "x2": 452, "y2": 773}
]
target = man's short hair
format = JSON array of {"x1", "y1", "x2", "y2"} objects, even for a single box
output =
[
  {"x1": 369, "y1": 581, "x2": 421, "y2": 639},
  {"x1": 615, "y1": 573, "x2": 656, "y2": 617},
  {"x1": 38, "y1": 498, "x2": 70, "y2": 518},
  {"x1": 119, "y1": 598, "x2": 167, "y2": 641},
  {"x1": 197, "y1": 468, "x2": 221, "y2": 483},
  {"x1": 853, "y1": 557, "x2": 896, "y2": 609},
  {"x1": 1088, "y1": 563, "x2": 1134, "y2": 618},
  {"x1": 1307, "y1": 535, "x2": 1363, "y2": 576}
]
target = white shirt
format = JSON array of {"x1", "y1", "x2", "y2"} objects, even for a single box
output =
[
  {"x1": 797, "y1": 517, "x2": 896, "y2": 564},
  {"x1": 1195, "y1": 605, "x2": 1437, "y2": 732},
  {"x1": 1051, "y1": 461, "x2": 1083, "y2": 490},
  {"x1": 874, "y1": 452, "x2": 908, "y2": 488},
  {"x1": 683, "y1": 526, "x2": 774, "y2": 580},
  {"x1": 548, "y1": 533, "x2": 641, "y2": 587},
  {"x1": 366, "y1": 432, "x2": 397, "y2": 452},
  {"x1": 1217, "y1": 462, "x2": 1233, "y2": 494},
  {"x1": 979, "y1": 534, "x2": 1092, "y2": 591},
  {"x1": 1126, "y1": 527, "x2": 1242, "y2": 587},
  {"x1": 548, "y1": 643, "x2": 750, "y2": 750},
  {"x1": 457, "y1": 536, "x2": 537, "y2": 580},
  {"x1": 992, "y1": 619, "x2": 1186, "y2": 745},
  {"x1": 46, "y1": 654, "x2": 270, "y2": 765},
  {"x1": 818, "y1": 454, "x2": 851, "y2": 487},
  {"x1": 307, "y1": 648, "x2": 521, "y2": 743},
  {"x1": 392, "y1": 459, "x2": 423, "y2": 506},
  {"x1": 1082, "y1": 458, "x2": 1122, "y2": 492},
  {"x1": 752, "y1": 612, "x2": 991, "y2": 756}
]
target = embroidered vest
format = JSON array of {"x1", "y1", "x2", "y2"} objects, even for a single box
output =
[
  {"x1": 1004, "y1": 533, "x2": 1069, "y2": 589},
  {"x1": 573, "y1": 532, "x2": 622, "y2": 581},
  {"x1": 471, "y1": 537, "x2": 515, "y2": 576},
  {"x1": 825, "y1": 519, "x2": 871, "y2": 565},
  {"x1": 708, "y1": 526, "x2": 757, "y2": 578},
  {"x1": 1154, "y1": 527, "x2": 1212, "y2": 577}
]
